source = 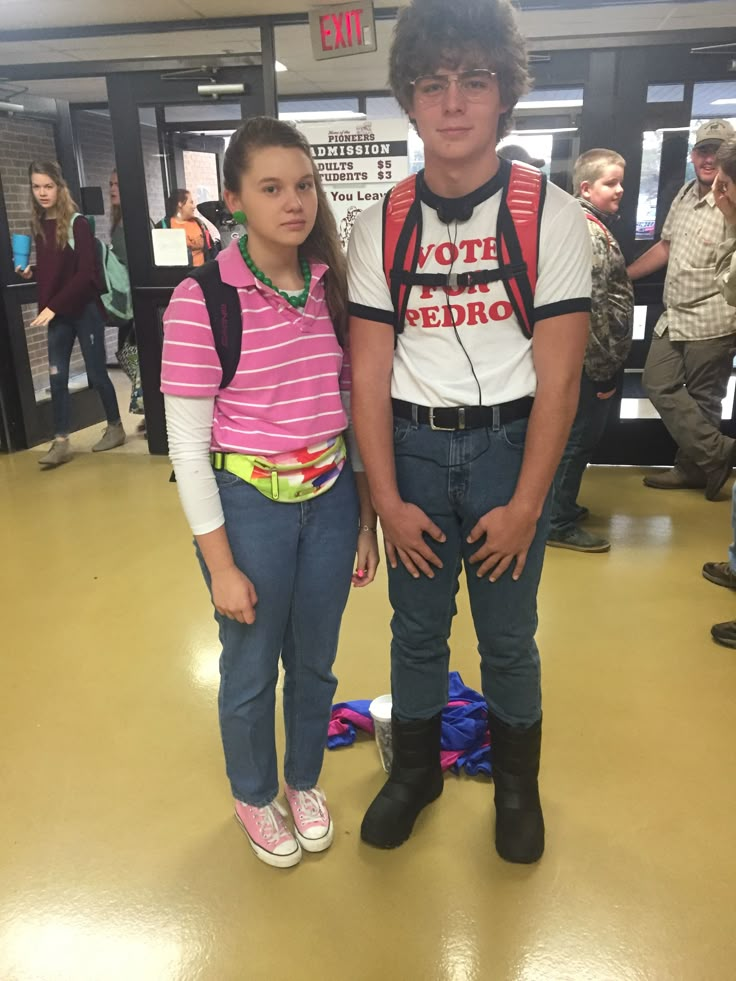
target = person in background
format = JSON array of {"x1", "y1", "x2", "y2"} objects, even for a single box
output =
[
  {"x1": 497, "y1": 143, "x2": 545, "y2": 169},
  {"x1": 701, "y1": 138, "x2": 736, "y2": 647},
  {"x1": 110, "y1": 168, "x2": 145, "y2": 435},
  {"x1": 161, "y1": 117, "x2": 379, "y2": 869},
  {"x1": 628, "y1": 119, "x2": 736, "y2": 501},
  {"x1": 109, "y1": 169, "x2": 127, "y2": 268},
  {"x1": 15, "y1": 160, "x2": 125, "y2": 467},
  {"x1": 156, "y1": 189, "x2": 218, "y2": 267},
  {"x1": 547, "y1": 149, "x2": 634, "y2": 552}
]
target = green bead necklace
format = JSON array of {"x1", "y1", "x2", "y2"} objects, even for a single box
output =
[{"x1": 238, "y1": 235, "x2": 311, "y2": 308}]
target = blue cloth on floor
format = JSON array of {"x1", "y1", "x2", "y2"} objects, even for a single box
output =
[{"x1": 327, "y1": 672, "x2": 491, "y2": 776}]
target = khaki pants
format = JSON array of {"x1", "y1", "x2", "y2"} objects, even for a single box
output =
[{"x1": 643, "y1": 329, "x2": 736, "y2": 476}]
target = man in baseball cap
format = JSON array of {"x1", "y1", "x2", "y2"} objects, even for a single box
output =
[
  {"x1": 628, "y1": 117, "x2": 736, "y2": 501},
  {"x1": 693, "y1": 118, "x2": 735, "y2": 150}
]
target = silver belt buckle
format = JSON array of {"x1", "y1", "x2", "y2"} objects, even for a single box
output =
[{"x1": 429, "y1": 407, "x2": 464, "y2": 431}]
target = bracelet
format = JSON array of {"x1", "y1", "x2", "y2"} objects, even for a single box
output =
[{"x1": 359, "y1": 524, "x2": 377, "y2": 533}]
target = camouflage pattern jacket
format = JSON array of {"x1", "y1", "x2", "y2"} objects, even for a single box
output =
[{"x1": 580, "y1": 201, "x2": 634, "y2": 391}]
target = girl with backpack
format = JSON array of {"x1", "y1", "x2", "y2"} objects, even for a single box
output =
[
  {"x1": 161, "y1": 117, "x2": 379, "y2": 869},
  {"x1": 155, "y1": 189, "x2": 219, "y2": 267},
  {"x1": 16, "y1": 161, "x2": 125, "y2": 467}
]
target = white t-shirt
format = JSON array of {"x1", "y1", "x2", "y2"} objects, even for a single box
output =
[{"x1": 347, "y1": 163, "x2": 592, "y2": 406}]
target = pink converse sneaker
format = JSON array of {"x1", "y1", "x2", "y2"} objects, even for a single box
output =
[
  {"x1": 284, "y1": 785, "x2": 334, "y2": 853},
  {"x1": 234, "y1": 799, "x2": 302, "y2": 868}
]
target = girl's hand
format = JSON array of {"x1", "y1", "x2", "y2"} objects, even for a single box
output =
[
  {"x1": 211, "y1": 566, "x2": 258, "y2": 623},
  {"x1": 30, "y1": 307, "x2": 56, "y2": 328},
  {"x1": 352, "y1": 527, "x2": 380, "y2": 587},
  {"x1": 713, "y1": 171, "x2": 736, "y2": 226},
  {"x1": 15, "y1": 265, "x2": 33, "y2": 280}
]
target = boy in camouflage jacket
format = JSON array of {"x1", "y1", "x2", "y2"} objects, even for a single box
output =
[{"x1": 548, "y1": 149, "x2": 634, "y2": 552}]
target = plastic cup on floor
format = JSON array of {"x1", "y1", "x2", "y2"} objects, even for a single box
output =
[
  {"x1": 369, "y1": 694, "x2": 393, "y2": 773},
  {"x1": 12, "y1": 233, "x2": 31, "y2": 271}
]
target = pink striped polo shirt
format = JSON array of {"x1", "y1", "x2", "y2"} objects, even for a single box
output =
[{"x1": 160, "y1": 240, "x2": 348, "y2": 456}]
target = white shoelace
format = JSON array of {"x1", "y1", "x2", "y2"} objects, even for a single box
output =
[
  {"x1": 291, "y1": 789, "x2": 326, "y2": 822},
  {"x1": 254, "y1": 803, "x2": 288, "y2": 843}
]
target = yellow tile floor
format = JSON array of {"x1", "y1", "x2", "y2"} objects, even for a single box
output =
[{"x1": 1, "y1": 432, "x2": 735, "y2": 980}]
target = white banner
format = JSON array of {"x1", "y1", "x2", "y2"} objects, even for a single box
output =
[{"x1": 301, "y1": 119, "x2": 409, "y2": 247}]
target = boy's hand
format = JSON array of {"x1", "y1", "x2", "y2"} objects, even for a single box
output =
[
  {"x1": 379, "y1": 501, "x2": 445, "y2": 579},
  {"x1": 467, "y1": 501, "x2": 537, "y2": 582},
  {"x1": 15, "y1": 265, "x2": 33, "y2": 280}
]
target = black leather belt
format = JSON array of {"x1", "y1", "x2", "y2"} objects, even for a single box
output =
[{"x1": 392, "y1": 396, "x2": 534, "y2": 431}]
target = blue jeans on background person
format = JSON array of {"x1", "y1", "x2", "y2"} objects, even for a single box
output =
[
  {"x1": 47, "y1": 302, "x2": 121, "y2": 437},
  {"x1": 387, "y1": 415, "x2": 551, "y2": 729},
  {"x1": 198, "y1": 465, "x2": 359, "y2": 807},
  {"x1": 729, "y1": 481, "x2": 736, "y2": 573},
  {"x1": 550, "y1": 372, "x2": 615, "y2": 533}
]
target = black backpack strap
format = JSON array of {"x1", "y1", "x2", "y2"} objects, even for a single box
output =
[
  {"x1": 188, "y1": 261, "x2": 242, "y2": 389},
  {"x1": 391, "y1": 267, "x2": 519, "y2": 290}
]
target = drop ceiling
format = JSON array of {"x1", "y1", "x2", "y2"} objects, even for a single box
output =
[{"x1": 0, "y1": 1, "x2": 734, "y2": 104}]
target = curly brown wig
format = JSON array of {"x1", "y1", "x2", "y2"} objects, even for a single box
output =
[{"x1": 389, "y1": 0, "x2": 530, "y2": 140}]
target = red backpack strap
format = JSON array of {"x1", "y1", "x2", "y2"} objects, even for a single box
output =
[
  {"x1": 585, "y1": 210, "x2": 611, "y2": 249},
  {"x1": 382, "y1": 174, "x2": 422, "y2": 335},
  {"x1": 498, "y1": 160, "x2": 545, "y2": 338}
]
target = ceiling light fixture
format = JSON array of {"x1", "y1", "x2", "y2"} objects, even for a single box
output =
[
  {"x1": 510, "y1": 127, "x2": 578, "y2": 135},
  {"x1": 516, "y1": 99, "x2": 583, "y2": 110},
  {"x1": 279, "y1": 110, "x2": 367, "y2": 122}
]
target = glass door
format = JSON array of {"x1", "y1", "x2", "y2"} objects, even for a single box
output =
[{"x1": 106, "y1": 63, "x2": 266, "y2": 455}]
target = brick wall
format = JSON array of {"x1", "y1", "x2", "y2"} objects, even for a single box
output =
[
  {"x1": 75, "y1": 110, "x2": 115, "y2": 246},
  {"x1": 182, "y1": 150, "x2": 220, "y2": 206},
  {"x1": 76, "y1": 110, "x2": 167, "y2": 228}
]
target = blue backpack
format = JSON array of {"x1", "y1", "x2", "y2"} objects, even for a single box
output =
[{"x1": 69, "y1": 212, "x2": 133, "y2": 322}]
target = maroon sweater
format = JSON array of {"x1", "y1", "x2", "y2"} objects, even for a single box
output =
[{"x1": 34, "y1": 216, "x2": 103, "y2": 318}]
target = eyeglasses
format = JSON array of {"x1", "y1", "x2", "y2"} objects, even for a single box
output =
[{"x1": 410, "y1": 69, "x2": 497, "y2": 106}]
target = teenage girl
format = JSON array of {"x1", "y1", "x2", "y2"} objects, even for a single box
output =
[
  {"x1": 161, "y1": 117, "x2": 379, "y2": 868},
  {"x1": 17, "y1": 161, "x2": 125, "y2": 466}
]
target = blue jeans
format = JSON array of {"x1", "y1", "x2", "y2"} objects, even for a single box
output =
[
  {"x1": 550, "y1": 372, "x2": 614, "y2": 533},
  {"x1": 198, "y1": 465, "x2": 359, "y2": 806},
  {"x1": 388, "y1": 415, "x2": 551, "y2": 728},
  {"x1": 47, "y1": 302, "x2": 121, "y2": 437},
  {"x1": 730, "y1": 481, "x2": 736, "y2": 573}
]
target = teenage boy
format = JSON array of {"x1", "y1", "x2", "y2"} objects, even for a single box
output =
[
  {"x1": 547, "y1": 149, "x2": 634, "y2": 553},
  {"x1": 347, "y1": 0, "x2": 592, "y2": 863}
]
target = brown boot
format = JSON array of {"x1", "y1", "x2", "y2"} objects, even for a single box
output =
[
  {"x1": 643, "y1": 468, "x2": 705, "y2": 490},
  {"x1": 38, "y1": 438, "x2": 72, "y2": 468},
  {"x1": 92, "y1": 422, "x2": 126, "y2": 452}
]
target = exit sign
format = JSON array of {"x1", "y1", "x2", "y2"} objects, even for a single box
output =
[{"x1": 309, "y1": 2, "x2": 377, "y2": 61}]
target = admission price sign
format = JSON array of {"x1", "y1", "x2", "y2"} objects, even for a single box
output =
[{"x1": 302, "y1": 119, "x2": 409, "y2": 246}]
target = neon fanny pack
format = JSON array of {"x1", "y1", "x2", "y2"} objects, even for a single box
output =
[{"x1": 211, "y1": 434, "x2": 346, "y2": 503}]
